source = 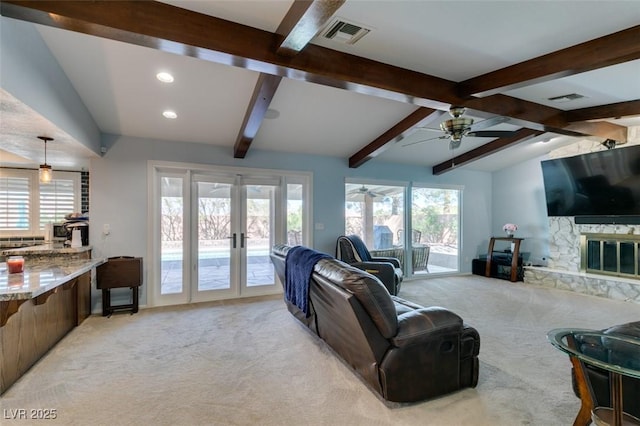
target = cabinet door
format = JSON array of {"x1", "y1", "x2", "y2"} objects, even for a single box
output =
[{"x1": 76, "y1": 272, "x2": 92, "y2": 324}]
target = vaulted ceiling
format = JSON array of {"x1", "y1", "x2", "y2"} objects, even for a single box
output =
[{"x1": 1, "y1": 1, "x2": 639, "y2": 174}]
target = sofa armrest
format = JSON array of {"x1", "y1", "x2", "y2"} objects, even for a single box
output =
[
  {"x1": 391, "y1": 307, "x2": 462, "y2": 348},
  {"x1": 371, "y1": 256, "x2": 401, "y2": 269}
]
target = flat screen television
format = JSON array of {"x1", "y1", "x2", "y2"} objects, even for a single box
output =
[{"x1": 540, "y1": 144, "x2": 640, "y2": 219}]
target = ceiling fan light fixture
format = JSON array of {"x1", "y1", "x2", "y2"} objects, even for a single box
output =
[
  {"x1": 440, "y1": 117, "x2": 474, "y2": 141},
  {"x1": 37, "y1": 136, "x2": 53, "y2": 183}
]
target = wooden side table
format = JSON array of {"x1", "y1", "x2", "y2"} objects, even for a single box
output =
[
  {"x1": 485, "y1": 236, "x2": 524, "y2": 282},
  {"x1": 96, "y1": 256, "x2": 142, "y2": 316}
]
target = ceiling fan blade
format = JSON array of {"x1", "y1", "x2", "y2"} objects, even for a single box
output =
[
  {"x1": 414, "y1": 126, "x2": 442, "y2": 133},
  {"x1": 468, "y1": 116, "x2": 510, "y2": 132},
  {"x1": 402, "y1": 135, "x2": 448, "y2": 147},
  {"x1": 467, "y1": 130, "x2": 518, "y2": 138}
]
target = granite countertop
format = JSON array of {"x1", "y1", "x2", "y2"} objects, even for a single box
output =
[
  {"x1": 0, "y1": 243, "x2": 92, "y2": 256},
  {"x1": 0, "y1": 257, "x2": 106, "y2": 301}
]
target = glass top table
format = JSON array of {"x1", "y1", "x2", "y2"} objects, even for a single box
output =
[{"x1": 548, "y1": 328, "x2": 640, "y2": 426}]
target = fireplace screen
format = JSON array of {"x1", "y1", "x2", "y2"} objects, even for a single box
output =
[{"x1": 581, "y1": 233, "x2": 640, "y2": 278}]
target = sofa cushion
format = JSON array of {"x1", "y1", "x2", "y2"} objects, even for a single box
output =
[{"x1": 314, "y1": 258, "x2": 398, "y2": 338}]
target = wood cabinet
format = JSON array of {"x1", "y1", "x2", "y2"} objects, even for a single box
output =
[
  {"x1": 0, "y1": 271, "x2": 91, "y2": 395},
  {"x1": 485, "y1": 237, "x2": 524, "y2": 282}
]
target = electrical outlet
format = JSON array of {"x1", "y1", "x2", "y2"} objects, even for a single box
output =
[{"x1": 103, "y1": 224, "x2": 111, "y2": 235}]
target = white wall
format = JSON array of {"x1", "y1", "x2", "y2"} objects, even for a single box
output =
[
  {"x1": 90, "y1": 134, "x2": 494, "y2": 309},
  {"x1": 1, "y1": 17, "x2": 101, "y2": 154},
  {"x1": 491, "y1": 154, "x2": 551, "y2": 265}
]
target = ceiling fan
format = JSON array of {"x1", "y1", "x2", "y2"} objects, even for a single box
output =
[
  {"x1": 349, "y1": 185, "x2": 383, "y2": 198},
  {"x1": 404, "y1": 106, "x2": 516, "y2": 149}
]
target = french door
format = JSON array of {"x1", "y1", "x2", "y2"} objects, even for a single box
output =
[{"x1": 152, "y1": 168, "x2": 291, "y2": 306}]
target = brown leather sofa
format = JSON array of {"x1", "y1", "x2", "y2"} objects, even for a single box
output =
[
  {"x1": 270, "y1": 244, "x2": 480, "y2": 403},
  {"x1": 572, "y1": 321, "x2": 640, "y2": 420}
]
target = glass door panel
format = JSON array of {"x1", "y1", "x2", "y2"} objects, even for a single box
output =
[
  {"x1": 160, "y1": 176, "x2": 185, "y2": 296},
  {"x1": 243, "y1": 184, "x2": 276, "y2": 289},
  {"x1": 196, "y1": 181, "x2": 233, "y2": 292},
  {"x1": 411, "y1": 187, "x2": 460, "y2": 275},
  {"x1": 287, "y1": 183, "x2": 303, "y2": 246},
  {"x1": 345, "y1": 182, "x2": 405, "y2": 268}
]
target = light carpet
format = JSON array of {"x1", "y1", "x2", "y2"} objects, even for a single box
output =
[{"x1": 1, "y1": 275, "x2": 638, "y2": 426}]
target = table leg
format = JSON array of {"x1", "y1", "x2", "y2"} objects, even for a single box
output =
[
  {"x1": 569, "y1": 354, "x2": 595, "y2": 426},
  {"x1": 611, "y1": 372, "x2": 623, "y2": 426}
]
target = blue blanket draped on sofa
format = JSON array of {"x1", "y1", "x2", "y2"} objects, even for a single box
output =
[{"x1": 285, "y1": 246, "x2": 331, "y2": 317}]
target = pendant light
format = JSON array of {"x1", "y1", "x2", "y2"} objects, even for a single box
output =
[{"x1": 38, "y1": 136, "x2": 53, "y2": 183}]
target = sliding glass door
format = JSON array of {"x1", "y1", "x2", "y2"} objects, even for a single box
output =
[{"x1": 344, "y1": 181, "x2": 461, "y2": 277}]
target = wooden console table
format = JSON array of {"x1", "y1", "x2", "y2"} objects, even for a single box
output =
[{"x1": 485, "y1": 237, "x2": 524, "y2": 282}]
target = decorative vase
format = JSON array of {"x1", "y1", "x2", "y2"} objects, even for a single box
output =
[{"x1": 505, "y1": 231, "x2": 514, "y2": 238}]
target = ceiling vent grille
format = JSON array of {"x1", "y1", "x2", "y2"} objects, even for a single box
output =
[{"x1": 321, "y1": 18, "x2": 370, "y2": 44}]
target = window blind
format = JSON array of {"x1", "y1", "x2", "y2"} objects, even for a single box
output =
[
  {"x1": 39, "y1": 179, "x2": 76, "y2": 228},
  {"x1": 0, "y1": 176, "x2": 31, "y2": 231}
]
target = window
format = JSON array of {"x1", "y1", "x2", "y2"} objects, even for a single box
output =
[
  {"x1": 0, "y1": 173, "x2": 31, "y2": 231},
  {"x1": 40, "y1": 178, "x2": 77, "y2": 229},
  {"x1": 0, "y1": 168, "x2": 81, "y2": 236}
]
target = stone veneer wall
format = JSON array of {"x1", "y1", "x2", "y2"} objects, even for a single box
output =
[
  {"x1": 524, "y1": 217, "x2": 640, "y2": 304},
  {"x1": 522, "y1": 130, "x2": 640, "y2": 304}
]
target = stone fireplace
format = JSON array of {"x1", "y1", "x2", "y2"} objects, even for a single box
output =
[{"x1": 524, "y1": 217, "x2": 640, "y2": 304}]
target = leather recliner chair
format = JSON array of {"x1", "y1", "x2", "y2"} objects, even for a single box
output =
[{"x1": 335, "y1": 235, "x2": 403, "y2": 295}]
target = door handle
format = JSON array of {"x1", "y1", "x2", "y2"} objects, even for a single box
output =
[
  {"x1": 241, "y1": 233, "x2": 247, "y2": 249},
  {"x1": 227, "y1": 233, "x2": 237, "y2": 248}
]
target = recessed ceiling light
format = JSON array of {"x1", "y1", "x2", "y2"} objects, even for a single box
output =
[
  {"x1": 163, "y1": 110, "x2": 177, "y2": 119},
  {"x1": 156, "y1": 72, "x2": 174, "y2": 83}
]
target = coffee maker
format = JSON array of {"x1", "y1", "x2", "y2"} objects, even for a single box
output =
[{"x1": 66, "y1": 222, "x2": 89, "y2": 246}]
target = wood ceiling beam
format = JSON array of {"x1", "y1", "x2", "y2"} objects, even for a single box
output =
[
  {"x1": 432, "y1": 129, "x2": 544, "y2": 175},
  {"x1": 0, "y1": 1, "x2": 459, "y2": 107},
  {"x1": 1, "y1": 1, "x2": 631, "y2": 160},
  {"x1": 349, "y1": 108, "x2": 446, "y2": 168},
  {"x1": 458, "y1": 25, "x2": 640, "y2": 98},
  {"x1": 275, "y1": 0, "x2": 345, "y2": 56},
  {"x1": 234, "y1": 73, "x2": 283, "y2": 158},
  {"x1": 564, "y1": 99, "x2": 640, "y2": 122},
  {"x1": 464, "y1": 94, "x2": 628, "y2": 142}
]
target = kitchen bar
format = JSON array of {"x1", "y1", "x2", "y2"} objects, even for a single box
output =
[{"x1": 0, "y1": 246, "x2": 105, "y2": 394}]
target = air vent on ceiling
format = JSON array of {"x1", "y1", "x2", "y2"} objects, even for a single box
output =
[
  {"x1": 548, "y1": 93, "x2": 586, "y2": 103},
  {"x1": 321, "y1": 18, "x2": 371, "y2": 44}
]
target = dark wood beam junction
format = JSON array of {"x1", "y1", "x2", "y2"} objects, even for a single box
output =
[
  {"x1": 1, "y1": 1, "x2": 632, "y2": 166},
  {"x1": 564, "y1": 99, "x2": 640, "y2": 122},
  {"x1": 235, "y1": 1, "x2": 341, "y2": 157},
  {"x1": 275, "y1": 0, "x2": 345, "y2": 56},
  {"x1": 432, "y1": 129, "x2": 544, "y2": 175},
  {"x1": 233, "y1": 74, "x2": 283, "y2": 158},
  {"x1": 349, "y1": 108, "x2": 445, "y2": 168},
  {"x1": 458, "y1": 25, "x2": 640, "y2": 98}
]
